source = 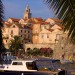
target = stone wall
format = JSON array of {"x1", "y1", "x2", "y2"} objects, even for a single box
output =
[{"x1": 53, "y1": 36, "x2": 75, "y2": 61}]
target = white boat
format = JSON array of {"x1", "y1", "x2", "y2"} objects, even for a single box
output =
[
  {"x1": 0, "y1": 59, "x2": 37, "y2": 71},
  {"x1": 0, "y1": 59, "x2": 66, "y2": 75}
]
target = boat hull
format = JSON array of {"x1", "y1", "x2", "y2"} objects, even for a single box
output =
[{"x1": 0, "y1": 70, "x2": 57, "y2": 75}]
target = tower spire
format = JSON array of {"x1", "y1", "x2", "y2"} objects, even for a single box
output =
[{"x1": 23, "y1": 4, "x2": 32, "y2": 19}]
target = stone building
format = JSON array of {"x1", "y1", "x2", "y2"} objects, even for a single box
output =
[{"x1": 2, "y1": 5, "x2": 64, "y2": 54}]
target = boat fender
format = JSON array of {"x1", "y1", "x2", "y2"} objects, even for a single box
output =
[{"x1": 21, "y1": 73, "x2": 24, "y2": 75}]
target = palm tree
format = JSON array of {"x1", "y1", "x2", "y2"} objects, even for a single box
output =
[
  {"x1": 0, "y1": 0, "x2": 4, "y2": 63},
  {"x1": 44, "y1": 0, "x2": 75, "y2": 43},
  {"x1": 0, "y1": 0, "x2": 4, "y2": 45},
  {"x1": 9, "y1": 36, "x2": 23, "y2": 56}
]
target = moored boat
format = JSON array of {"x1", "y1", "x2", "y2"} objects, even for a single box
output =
[{"x1": 0, "y1": 59, "x2": 66, "y2": 75}]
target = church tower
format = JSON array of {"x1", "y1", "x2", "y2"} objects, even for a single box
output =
[{"x1": 24, "y1": 5, "x2": 32, "y2": 19}]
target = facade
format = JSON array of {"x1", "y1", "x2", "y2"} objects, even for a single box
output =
[
  {"x1": 2, "y1": 5, "x2": 64, "y2": 51},
  {"x1": 46, "y1": 18, "x2": 62, "y2": 25},
  {"x1": 32, "y1": 23, "x2": 41, "y2": 44},
  {"x1": 24, "y1": 25, "x2": 32, "y2": 43},
  {"x1": 2, "y1": 21, "x2": 25, "y2": 48}
]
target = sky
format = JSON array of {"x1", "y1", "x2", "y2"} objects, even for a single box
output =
[{"x1": 2, "y1": 0, "x2": 55, "y2": 20}]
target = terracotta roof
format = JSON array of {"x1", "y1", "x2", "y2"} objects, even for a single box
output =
[
  {"x1": 33, "y1": 22, "x2": 49, "y2": 25},
  {"x1": 4, "y1": 21, "x2": 23, "y2": 28},
  {"x1": 28, "y1": 19, "x2": 36, "y2": 23},
  {"x1": 23, "y1": 18, "x2": 28, "y2": 21},
  {"x1": 30, "y1": 17, "x2": 44, "y2": 23},
  {"x1": 34, "y1": 18, "x2": 44, "y2": 21},
  {"x1": 21, "y1": 18, "x2": 45, "y2": 24},
  {"x1": 16, "y1": 24, "x2": 23, "y2": 28},
  {"x1": 40, "y1": 22, "x2": 49, "y2": 25},
  {"x1": 4, "y1": 22, "x2": 11, "y2": 27},
  {"x1": 9, "y1": 18, "x2": 20, "y2": 22}
]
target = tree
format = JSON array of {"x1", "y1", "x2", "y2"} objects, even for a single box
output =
[
  {"x1": 0, "y1": 0, "x2": 5, "y2": 63},
  {"x1": 44, "y1": 0, "x2": 75, "y2": 43},
  {"x1": 32, "y1": 48, "x2": 40, "y2": 56},
  {"x1": 26, "y1": 48, "x2": 32, "y2": 56},
  {"x1": 9, "y1": 36, "x2": 23, "y2": 56},
  {"x1": 40, "y1": 48, "x2": 53, "y2": 57},
  {"x1": 0, "y1": 0, "x2": 4, "y2": 45}
]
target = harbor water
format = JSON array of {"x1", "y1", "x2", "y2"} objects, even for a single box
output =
[{"x1": 0, "y1": 58, "x2": 75, "y2": 75}]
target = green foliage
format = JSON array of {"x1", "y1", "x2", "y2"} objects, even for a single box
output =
[
  {"x1": 44, "y1": 0, "x2": 75, "y2": 44},
  {"x1": 32, "y1": 48, "x2": 40, "y2": 56},
  {"x1": 26, "y1": 48, "x2": 32, "y2": 56},
  {"x1": 9, "y1": 36, "x2": 23, "y2": 55},
  {"x1": 40, "y1": 48, "x2": 53, "y2": 57},
  {"x1": 0, "y1": 0, "x2": 4, "y2": 63},
  {"x1": 26, "y1": 47, "x2": 53, "y2": 57},
  {"x1": 0, "y1": 0, "x2": 4, "y2": 52}
]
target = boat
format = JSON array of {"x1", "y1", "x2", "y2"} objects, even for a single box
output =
[
  {"x1": 0, "y1": 59, "x2": 37, "y2": 71},
  {"x1": 0, "y1": 59, "x2": 66, "y2": 75}
]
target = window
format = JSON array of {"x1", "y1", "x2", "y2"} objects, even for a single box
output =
[
  {"x1": 11, "y1": 30, "x2": 13, "y2": 34},
  {"x1": 21, "y1": 35, "x2": 22, "y2": 37},
  {"x1": 28, "y1": 31, "x2": 30, "y2": 33},
  {"x1": 11, "y1": 35, "x2": 13, "y2": 37},
  {"x1": 12, "y1": 62, "x2": 23, "y2": 65},
  {"x1": 6, "y1": 40, "x2": 7, "y2": 43},
  {"x1": 47, "y1": 34, "x2": 49, "y2": 38},
  {"x1": 25, "y1": 30, "x2": 26, "y2": 33},
  {"x1": 26, "y1": 62, "x2": 37, "y2": 70},
  {"x1": 29, "y1": 40, "x2": 30, "y2": 42},
  {"x1": 26, "y1": 62, "x2": 33, "y2": 70},
  {"x1": 21, "y1": 30, "x2": 22, "y2": 33},
  {"x1": 13, "y1": 25, "x2": 15, "y2": 28}
]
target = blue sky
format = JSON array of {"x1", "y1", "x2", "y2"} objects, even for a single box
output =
[{"x1": 2, "y1": 0, "x2": 55, "y2": 20}]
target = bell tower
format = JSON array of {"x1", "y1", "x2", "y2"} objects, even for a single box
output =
[{"x1": 24, "y1": 5, "x2": 32, "y2": 19}]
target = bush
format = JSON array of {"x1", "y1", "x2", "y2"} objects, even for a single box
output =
[{"x1": 26, "y1": 47, "x2": 53, "y2": 57}]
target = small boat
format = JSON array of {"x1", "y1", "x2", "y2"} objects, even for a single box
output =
[
  {"x1": 0, "y1": 59, "x2": 66, "y2": 75},
  {"x1": 0, "y1": 59, "x2": 37, "y2": 71}
]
